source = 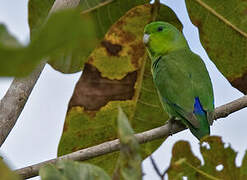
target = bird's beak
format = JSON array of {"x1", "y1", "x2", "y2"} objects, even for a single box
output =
[{"x1": 143, "y1": 34, "x2": 150, "y2": 45}]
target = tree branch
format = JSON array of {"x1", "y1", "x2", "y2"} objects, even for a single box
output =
[
  {"x1": 150, "y1": 155, "x2": 166, "y2": 180},
  {"x1": 14, "y1": 95, "x2": 247, "y2": 179},
  {"x1": 0, "y1": 62, "x2": 46, "y2": 147}
]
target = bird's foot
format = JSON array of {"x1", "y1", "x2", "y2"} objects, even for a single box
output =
[{"x1": 167, "y1": 117, "x2": 176, "y2": 136}]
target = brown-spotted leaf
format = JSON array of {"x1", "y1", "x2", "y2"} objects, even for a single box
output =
[
  {"x1": 58, "y1": 3, "x2": 182, "y2": 174},
  {"x1": 48, "y1": 0, "x2": 147, "y2": 73},
  {"x1": 168, "y1": 136, "x2": 247, "y2": 180},
  {"x1": 185, "y1": 0, "x2": 247, "y2": 94}
]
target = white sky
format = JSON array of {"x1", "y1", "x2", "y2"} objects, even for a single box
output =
[{"x1": 0, "y1": 0, "x2": 246, "y2": 180}]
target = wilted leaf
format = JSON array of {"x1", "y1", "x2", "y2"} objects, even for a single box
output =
[
  {"x1": 0, "y1": 159, "x2": 20, "y2": 180},
  {"x1": 185, "y1": 0, "x2": 247, "y2": 94},
  {"x1": 39, "y1": 160, "x2": 111, "y2": 180},
  {"x1": 113, "y1": 108, "x2": 142, "y2": 180},
  {"x1": 58, "y1": 3, "x2": 182, "y2": 173},
  {"x1": 167, "y1": 136, "x2": 247, "y2": 180},
  {"x1": 0, "y1": 9, "x2": 95, "y2": 76}
]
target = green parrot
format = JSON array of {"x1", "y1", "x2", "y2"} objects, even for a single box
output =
[{"x1": 143, "y1": 21, "x2": 214, "y2": 140}]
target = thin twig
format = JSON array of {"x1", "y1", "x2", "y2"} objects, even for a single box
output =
[
  {"x1": 150, "y1": 156, "x2": 165, "y2": 179},
  {"x1": 14, "y1": 95, "x2": 247, "y2": 179},
  {"x1": 0, "y1": 61, "x2": 46, "y2": 147}
]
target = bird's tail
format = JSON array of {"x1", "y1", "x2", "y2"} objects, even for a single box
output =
[
  {"x1": 189, "y1": 97, "x2": 210, "y2": 140},
  {"x1": 189, "y1": 113, "x2": 210, "y2": 140}
]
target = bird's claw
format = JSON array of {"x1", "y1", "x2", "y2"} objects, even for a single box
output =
[{"x1": 167, "y1": 117, "x2": 175, "y2": 136}]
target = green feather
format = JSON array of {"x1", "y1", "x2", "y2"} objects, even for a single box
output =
[{"x1": 143, "y1": 21, "x2": 214, "y2": 140}]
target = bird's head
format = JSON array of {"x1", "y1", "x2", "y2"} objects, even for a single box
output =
[{"x1": 143, "y1": 21, "x2": 188, "y2": 60}]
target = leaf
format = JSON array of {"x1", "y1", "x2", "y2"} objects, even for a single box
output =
[
  {"x1": 0, "y1": 9, "x2": 95, "y2": 76},
  {"x1": 31, "y1": 9, "x2": 97, "y2": 74},
  {"x1": 28, "y1": 0, "x2": 55, "y2": 36},
  {"x1": 113, "y1": 107, "x2": 142, "y2": 180},
  {"x1": 0, "y1": 159, "x2": 20, "y2": 180},
  {"x1": 0, "y1": 24, "x2": 21, "y2": 47},
  {"x1": 39, "y1": 160, "x2": 111, "y2": 180},
  {"x1": 58, "y1": 3, "x2": 182, "y2": 174},
  {"x1": 185, "y1": 0, "x2": 247, "y2": 94},
  {"x1": 48, "y1": 0, "x2": 147, "y2": 73},
  {"x1": 167, "y1": 136, "x2": 247, "y2": 180}
]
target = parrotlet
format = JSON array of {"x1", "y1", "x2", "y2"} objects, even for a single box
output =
[{"x1": 143, "y1": 21, "x2": 214, "y2": 140}]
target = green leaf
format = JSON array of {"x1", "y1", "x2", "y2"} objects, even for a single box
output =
[
  {"x1": 39, "y1": 161, "x2": 111, "y2": 180},
  {"x1": 0, "y1": 24, "x2": 21, "y2": 47},
  {"x1": 185, "y1": 0, "x2": 247, "y2": 94},
  {"x1": 48, "y1": 0, "x2": 147, "y2": 73},
  {"x1": 58, "y1": 3, "x2": 182, "y2": 174},
  {"x1": 167, "y1": 136, "x2": 247, "y2": 180},
  {"x1": 28, "y1": 0, "x2": 55, "y2": 36},
  {"x1": 0, "y1": 159, "x2": 20, "y2": 180},
  {"x1": 0, "y1": 9, "x2": 95, "y2": 76},
  {"x1": 113, "y1": 107, "x2": 142, "y2": 180}
]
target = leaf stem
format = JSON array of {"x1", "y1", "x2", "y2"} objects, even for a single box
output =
[{"x1": 81, "y1": 0, "x2": 115, "y2": 15}]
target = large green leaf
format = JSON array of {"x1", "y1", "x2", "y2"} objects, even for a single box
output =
[
  {"x1": 0, "y1": 9, "x2": 95, "y2": 76},
  {"x1": 0, "y1": 159, "x2": 20, "y2": 180},
  {"x1": 167, "y1": 136, "x2": 247, "y2": 180},
  {"x1": 45, "y1": 0, "x2": 148, "y2": 73},
  {"x1": 39, "y1": 161, "x2": 111, "y2": 180},
  {"x1": 185, "y1": 0, "x2": 247, "y2": 94},
  {"x1": 113, "y1": 108, "x2": 142, "y2": 180},
  {"x1": 58, "y1": 3, "x2": 182, "y2": 174}
]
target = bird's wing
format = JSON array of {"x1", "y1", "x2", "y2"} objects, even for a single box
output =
[{"x1": 152, "y1": 49, "x2": 214, "y2": 127}]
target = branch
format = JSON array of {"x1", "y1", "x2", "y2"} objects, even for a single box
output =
[
  {"x1": 14, "y1": 95, "x2": 247, "y2": 179},
  {"x1": 150, "y1": 155, "x2": 166, "y2": 180},
  {"x1": 0, "y1": 62, "x2": 46, "y2": 147}
]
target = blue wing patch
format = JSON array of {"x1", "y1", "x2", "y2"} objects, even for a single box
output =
[{"x1": 193, "y1": 97, "x2": 205, "y2": 115}]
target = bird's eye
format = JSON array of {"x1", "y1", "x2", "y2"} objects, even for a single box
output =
[{"x1": 157, "y1": 26, "x2": 163, "y2": 32}]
